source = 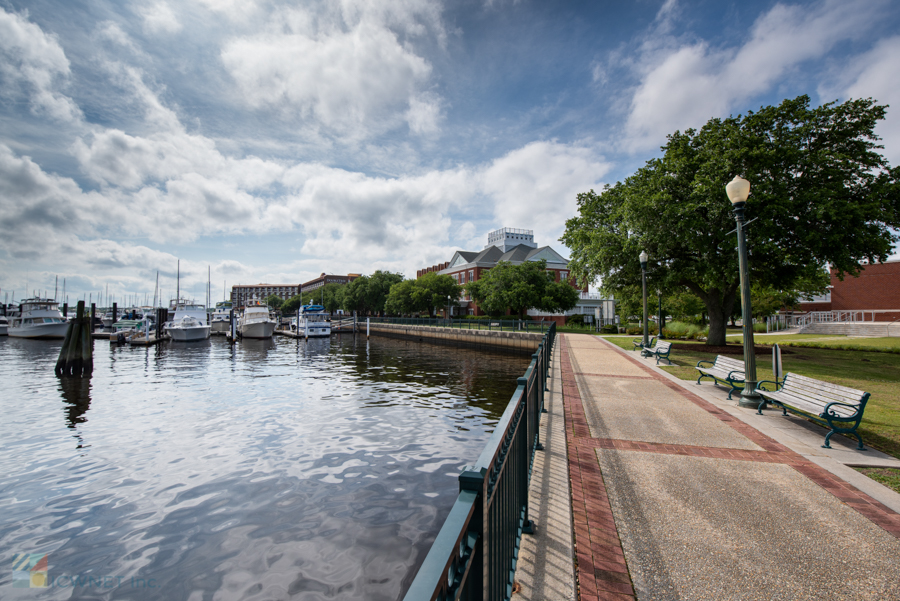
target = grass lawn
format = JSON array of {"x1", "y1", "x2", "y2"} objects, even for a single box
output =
[{"x1": 601, "y1": 335, "x2": 900, "y2": 493}]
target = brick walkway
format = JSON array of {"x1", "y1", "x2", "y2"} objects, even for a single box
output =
[{"x1": 558, "y1": 334, "x2": 900, "y2": 601}]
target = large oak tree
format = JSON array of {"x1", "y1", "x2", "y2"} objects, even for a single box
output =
[{"x1": 561, "y1": 96, "x2": 899, "y2": 345}]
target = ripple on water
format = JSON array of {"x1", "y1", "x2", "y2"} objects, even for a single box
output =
[{"x1": 0, "y1": 334, "x2": 529, "y2": 599}]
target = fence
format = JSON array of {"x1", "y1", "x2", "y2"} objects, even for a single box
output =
[
  {"x1": 369, "y1": 316, "x2": 552, "y2": 334},
  {"x1": 402, "y1": 323, "x2": 555, "y2": 601}
]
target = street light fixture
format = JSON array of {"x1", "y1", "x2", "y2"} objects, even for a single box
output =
[
  {"x1": 640, "y1": 250, "x2": 649, "y2": 347},
  {"x1": 447, "y1": 294, "x2": 451, "y2": 322},
  {"x1": 726, "y1": 175, "x2": 761, "y2": 407}
]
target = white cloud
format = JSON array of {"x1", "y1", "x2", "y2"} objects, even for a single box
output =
[
  {"x1": 0, "y1": 8, "x2": 83, "y2": 122},
  {"x1": 480, "y1": 141, "x2": 610, "y2": 248},
  {"x1": 136, "y1": 1, "x2": 182, "y2": 35},
  {"x1": 838, "y1": 36, "x2": 900, "y2": 167},
  {"x1": 220, "y1": 2, "x2": 443, "y2": 139},
  {"x1": 622, "y1": 0, "x2": 882, "y2": 152}
]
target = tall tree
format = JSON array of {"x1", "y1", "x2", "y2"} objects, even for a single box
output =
[
  {"x1": 562, "y1": 96, "x2": 899, "y2": 345},
  {"x1": 466, "y1": 259, "x2": 579, "y2": 319},
  {"x1": 264, "y1": 294, "x2": 284, "y2": 310},
  {"x1": 385, "y1": 273, "x2": 461, "y2": 317}
]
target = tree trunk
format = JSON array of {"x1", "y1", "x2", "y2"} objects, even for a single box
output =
[{"x1": 685, "y1": 283, "x2": 738, "y2": 346}]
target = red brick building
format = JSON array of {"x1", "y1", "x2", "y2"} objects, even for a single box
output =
[
  {"x1": 799, "y1": 259, "x2": 900, "y2": 321},
  {"x1": 417, "y1": 227, "x2": 598, "y2": 324}
]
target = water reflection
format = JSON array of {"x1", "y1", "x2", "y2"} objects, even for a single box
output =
[{"x1": 0, "y1": 334, "x2": 530, "y2": 600}]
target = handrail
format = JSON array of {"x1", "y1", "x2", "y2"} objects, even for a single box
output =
[
  {"x1": 369, "y1": 316, "x2": 550, "y2": 334},
  {"x1": 403, "y1": 323, "x2": 555, "y2": 600}
]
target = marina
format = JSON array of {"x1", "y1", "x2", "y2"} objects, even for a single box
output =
[{"x1": 0, "y1": 333, "x2": 528, "y2": 599}]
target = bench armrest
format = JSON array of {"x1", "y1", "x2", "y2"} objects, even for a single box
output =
[
  {"x1": 696, "y1": 359, "x2": 714, "y2": 368},
  {"x1": 726, "y1": 370, "x2": 746, "y2": 380},
  {"x1": 821, "y1": 401, "x2": 862, "y2": 417},
  {"x1": 755, "y1": 379, "x2": 782, "y2": 392}
]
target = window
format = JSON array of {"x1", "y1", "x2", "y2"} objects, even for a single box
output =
[{"x1": 468, "y1": 270, "x2": 474, "y2": 282}]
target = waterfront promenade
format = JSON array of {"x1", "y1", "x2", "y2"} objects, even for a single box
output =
[{"x1": 515, "y1": 333, "x2": 900, "y2": 600}]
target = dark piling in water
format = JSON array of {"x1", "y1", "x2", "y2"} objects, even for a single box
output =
[{"x1": 55, "y1": 301, "x2": 93, "y2": 377}]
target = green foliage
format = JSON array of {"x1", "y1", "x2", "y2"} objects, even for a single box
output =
[
  {"x1": 465, "y1": 259, "x2": 579, "y2": 319},
  {"x1": 282, "y1": 294, "x2": 304, "y2": 314},
  {"x1": 265, "y1": 294, "x2": 283, "y2": 310},
  {"x1": 299, "y1": 283, "x2": 345, "y2": 314},
  {"x1": 562, "y1": 95, "x2": 900, "y2": 346},
  {"x1": 384, "y1": 273, "x2": 461, "y2": 317},
  {"x1": 339, "y1": 272, "x2": 404, "y2": 315}
]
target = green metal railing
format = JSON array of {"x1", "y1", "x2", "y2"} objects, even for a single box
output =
[
  {"x1": 369, "y1": 316, "x2": 551, "y2": 334},
  {"x1": 403, "y1": 323, "x2": 555, "y2": 601}
]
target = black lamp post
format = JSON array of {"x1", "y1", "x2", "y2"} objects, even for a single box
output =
[
  {"x1": 640, "y1": 250, "x2": 649, "y2": 347},
  {"x1": 726, "y1": 176, "x2": 761, "y2": 407}
]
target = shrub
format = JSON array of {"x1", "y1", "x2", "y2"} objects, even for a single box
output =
[{"x1": 600, "y1": 324, "x2": 618, "y2": 334}]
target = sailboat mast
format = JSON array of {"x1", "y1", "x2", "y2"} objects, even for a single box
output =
[{"x1": 176, "y1": 259, "x2": 180, "y2": 305}]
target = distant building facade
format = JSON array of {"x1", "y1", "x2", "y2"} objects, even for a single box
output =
[
  {"x1": 301, "y1": 273, "x2": 362, "y2": 292},
  {"x1": 799, "y1": 259, "x2": 900, "y2": 321},
  {"x1": 418, "y1": 227, "x2": 614, "y2": 325},
  {"x1": 231, "y1": 284, "x2": 299, "y2": 308}
]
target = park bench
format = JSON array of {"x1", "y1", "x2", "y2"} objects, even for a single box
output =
[
  {"x1": 640, "y1": 340, "x2": 672, "y2": 365},
  {"x1": 696, "y1": 356, "x2": 746, "y2": 400},
  {"x1": 755, "y1": 373, "x2": 870, "y2": 450},
  {"x1": 632, "y1": 335, "x2": 656, "y2": 351}
]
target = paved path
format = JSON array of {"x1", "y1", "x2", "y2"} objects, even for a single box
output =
[{"x1": 515, "y1": 333, "x2": 900, "y2": 601}]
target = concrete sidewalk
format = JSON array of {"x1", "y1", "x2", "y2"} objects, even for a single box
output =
[{"x1": 514, "y1": 333, "x2": 900, "y2": 601}]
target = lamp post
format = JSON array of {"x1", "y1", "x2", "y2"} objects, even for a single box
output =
[
  {"x1": 640, "y1": 250, "x2": 649, "y2": 347},
  {"x1": 447, "y1": 295, "x2": 451, "y2": 322},
  {"x1": 726, "y1": 176, "x2": 761, "y2": 407},
  {"x1": 657, "y1": 289, "x2": 665, "y2": 340}
]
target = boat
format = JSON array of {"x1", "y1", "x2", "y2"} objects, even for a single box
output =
[
  {"x1": 238, "y1": 299, "x2": 276, "y2": 339},
  {"x1": 0, "y1": 315, "x2": 8, "y2": 336},
  {"x1": 164, "y1": 300, "x2": 211, "y2": 342},
  {"x1": 211, "y1": 301, "x2": 233, "y2": 335},
  {"x1": 8, "y1": 298, "x2": 69, "y2": 339},
  {"x1": 297, "y1": 304, "x2": 331, "y2": 338}
]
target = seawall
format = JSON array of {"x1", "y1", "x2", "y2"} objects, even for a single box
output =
[{"x1": 367, "y1": 323, "x2": 543, "y2": 354}]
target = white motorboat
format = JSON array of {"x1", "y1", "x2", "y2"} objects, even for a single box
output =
[
  {"x1": 238, "y1": 299, "x2": 276, "y2": 339},
  {"x1": 297, "y1": 304, "x2": 331, "y2": 338},
  {"x1": 164, "y1": 300, "x2": 211, "y2": 341},
  {"x1": 8, "y1": 298, "x2": 69, "y2": 339},
  {"x1": 211, "y1": 301, "x2": 233, "y2": 335},
  {"x1": 0, "y1": 315, "x2": 8, "y2": 336}
]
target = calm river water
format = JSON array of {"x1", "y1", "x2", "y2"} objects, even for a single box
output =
[{"x1": 0, "y1": 334, "x2": 530, "y2": 600}]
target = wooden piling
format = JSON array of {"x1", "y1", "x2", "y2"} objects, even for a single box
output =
[{"x1": 55, "y1": 300, "x2": 93, "y2": 377}]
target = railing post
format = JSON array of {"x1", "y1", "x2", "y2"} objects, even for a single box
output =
[{"x1": 459, "y1": 466, "x2": 487, "y2": 601}]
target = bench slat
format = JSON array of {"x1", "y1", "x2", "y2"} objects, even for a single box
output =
[
  {"x1": 763, "y1": 390, "x2": 857, "y2": 418},
  {"x1": 783, "y1": 373, "x2": 865, "y2": 398},
  {"x1": 780, "y1": 379, "x2": 864, "y2": 407}
]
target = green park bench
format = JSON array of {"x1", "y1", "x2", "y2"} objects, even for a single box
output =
[
  {"x1": 696, "y1": 355, "x2": 746, "y2": 400},
  {"x1": 632, "y1": 335, "x2": 656, "y2": 352},
  {"x1": 640, "y1": 340, "x2": 672, "y2": 365},
  {"x1": 755, "y1": 373, "x2": 870, "y2": 450}
]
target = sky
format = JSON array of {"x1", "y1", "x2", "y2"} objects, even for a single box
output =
[{"x1": 1, "y1": 0, "x2": 899, "y2": 306}]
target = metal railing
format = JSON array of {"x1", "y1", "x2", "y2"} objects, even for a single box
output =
[
  {"x1": 403, "y1": 323, "x2": 555, "y2": 601},
  {"x1": 369, "y1": 316, "x2": 552, "y2": 334}
]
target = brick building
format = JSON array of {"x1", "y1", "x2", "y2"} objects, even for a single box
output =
[
  {"x1": 231, "y1": 284, "x2": 300, "y2": 308},
  {"x1": 418, "y1": 227, "x2": 612, "y2": 324},
  {"x1": 799, "y1": 258, "x2": 900, "y2": 321},
  {"x1": 301, "y1": 273, "x2": 361, "y2": 292}
]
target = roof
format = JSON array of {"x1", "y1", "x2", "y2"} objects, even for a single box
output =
[{"x1": 442, "y1": 244, "x2": 569, "y2": 273}]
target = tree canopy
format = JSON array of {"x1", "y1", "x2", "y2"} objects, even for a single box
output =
[
  {"x1": 465, "y1": 259, "x2": 580, "y2": 318},
  {"x1": 340, "y1": 271, "x2": 404, "y2": 315},
  {"x1": 384, "y1": 273, "x2": 461, "y2": 317},
  {"x1": 561, "y1": 95, "x2": 900, "y2": 345},
  {"x1": 265, "y1": 294, "x2": 284, "y2": 310}
]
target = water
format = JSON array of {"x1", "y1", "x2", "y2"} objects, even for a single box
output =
[{"x1": 0, "y1": 334, "x2": 530, "y2": 600}]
